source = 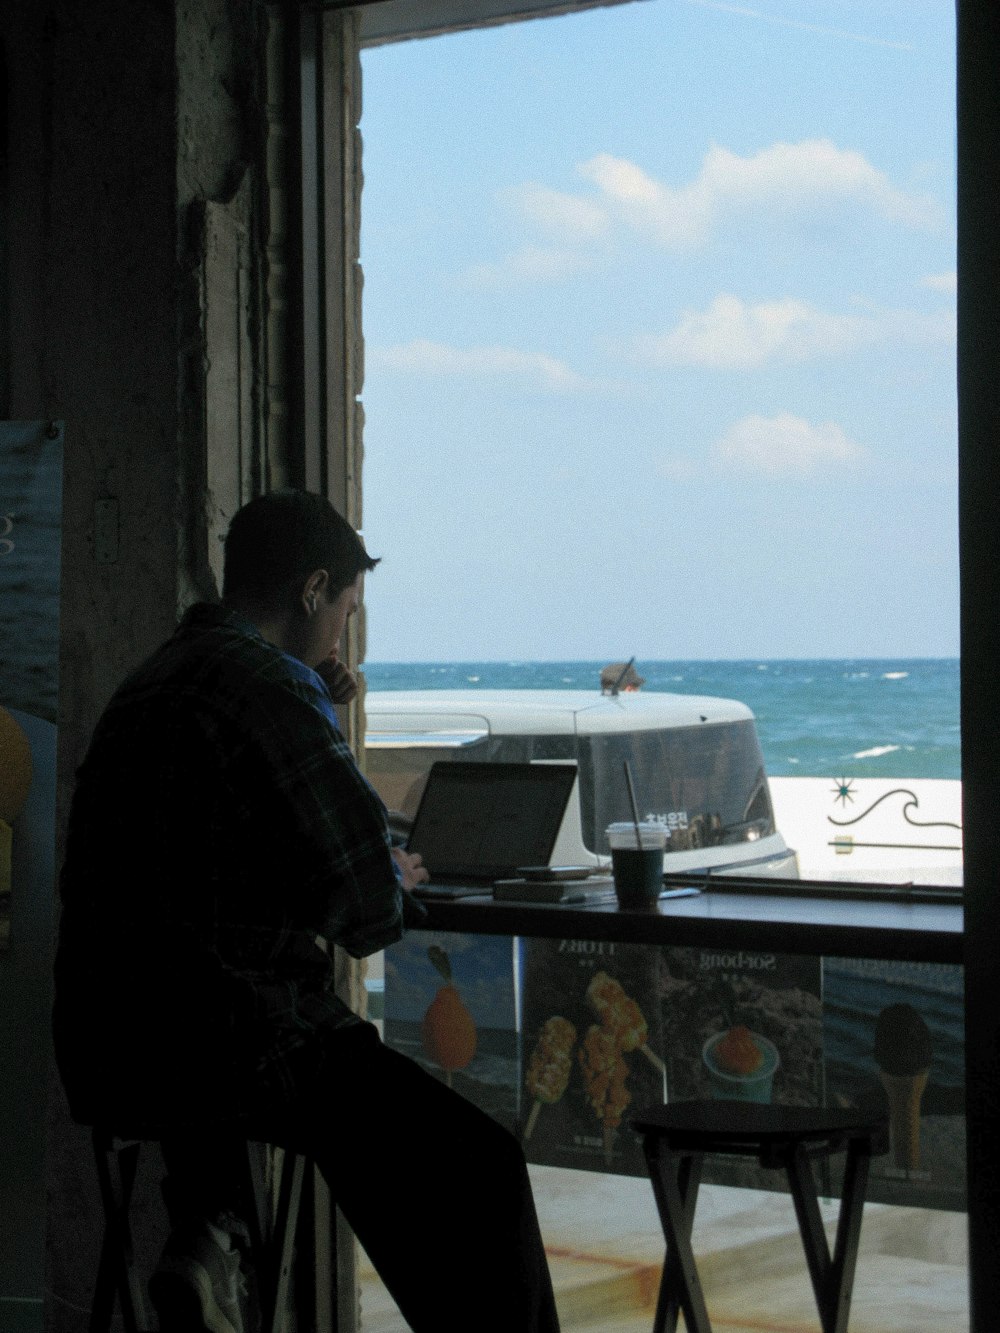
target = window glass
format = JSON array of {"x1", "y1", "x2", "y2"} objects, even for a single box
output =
[{"x1": 359, "y1": 1, "x2": 958, "y2": 889}]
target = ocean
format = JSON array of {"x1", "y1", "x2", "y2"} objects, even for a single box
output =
[{"x1": 364, "y1": 658, "x2": 961, "y2": 781}]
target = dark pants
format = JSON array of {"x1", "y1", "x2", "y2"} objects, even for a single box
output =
[{"x1": 162, "y1": 1024, "x2": 561, "y2": 1333}]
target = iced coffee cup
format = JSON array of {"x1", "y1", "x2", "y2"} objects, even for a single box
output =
[{"x1": 606, "y1": 821, "x2": 667, "y2": 906}]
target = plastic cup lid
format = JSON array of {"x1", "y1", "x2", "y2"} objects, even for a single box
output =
[{"x1": 606, "y1": 821, "x2": 667, "y2": 846}]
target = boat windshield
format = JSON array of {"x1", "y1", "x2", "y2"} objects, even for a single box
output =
[
  {"x1": 574, "y1": 721, "x2": 774, "y2": 855},
  {"x1": 364, "y1": 720, "x2": 773, "y2": 854}
]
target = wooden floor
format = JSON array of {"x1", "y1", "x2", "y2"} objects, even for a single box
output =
[{"x1": 358, "y1": 1166, "x2": 969, "y2": 1332}]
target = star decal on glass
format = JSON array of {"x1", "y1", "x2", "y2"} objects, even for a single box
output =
[{"x1": 832, "y1": 777, "x2": 856, "y2": 807}]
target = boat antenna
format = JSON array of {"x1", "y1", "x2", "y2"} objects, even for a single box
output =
[{"x1": 609, "y1": 657, "x2": 636, "y2": 696}]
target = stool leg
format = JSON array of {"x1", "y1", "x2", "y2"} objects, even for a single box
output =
[
  {"x1": 293, "y1": 1166, "x2": 322, "y2": 1331},
  {"x1": 785, "y1": 1144, "x2": 835, "y2": 1328},
  {"x1": 642, "y1": 1138, "x2": 711, "y2": 1333},
  {"x1": 785, "y1": 1140, "x2": 872, "y2": 1333},
  {"x1": 245, "y1": 1141, "x2": 271, "y2": 1257},
  {"x1": 825, "y1": 1141, "x2": 873, "y2": 1333},
  {"x1": 245, "y1": 1145, "x2": 323, "y2": 1333},
  {"x1": 266, "y1": 1151, "x2": 306, "y2": 1333},
  {"x1": 91, "y1": 1134, "x2": 150, "y2": 1333},
  {"x1": 655, "y1": 1151, "x2": 704, "y2": 1333},
  {"x1": 90, "y1": 1189, "x2": 118, "y2": 1333}
]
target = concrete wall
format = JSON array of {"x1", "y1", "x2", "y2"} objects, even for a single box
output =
[
  {"x1": 0, "y1": 13, "x2": 57, "y2": 1329},
  {"x1": 0, "y1": 2, "x2": 277, "y2": 1327}
]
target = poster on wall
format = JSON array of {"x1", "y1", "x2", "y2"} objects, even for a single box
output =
[
  {"x1": 659, "y1": 944, "x2": 824, "y2": 1191},
  {"x1": 0, "y1": 422, "x2": 63, "y2": 950},
  {"x1": 823, "y1": 956, "x2": 966, "y2": 1211},
  {"x1": 519, "y1": 938, "x2": 666, "y2": 1177},
  {"x1": 383, "y1": 930, "x2": 520, "y2": 1133}
]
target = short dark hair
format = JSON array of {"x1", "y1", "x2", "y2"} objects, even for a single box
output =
[{"x1": 223, "y1": 490, "x2": 379, "y2": 604}]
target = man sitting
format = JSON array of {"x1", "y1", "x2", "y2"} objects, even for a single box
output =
[{"x1": 53, "y1": 489, "x2": 561, "y2": 1333}]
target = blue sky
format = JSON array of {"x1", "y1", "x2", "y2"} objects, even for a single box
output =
[{"x1": 358, "y1": 0, "x2": 957, "y2": 661}]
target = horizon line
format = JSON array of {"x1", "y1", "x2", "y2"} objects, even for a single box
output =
[{"x1": 363, "y1": 654, "x2": 961, "y2": 666}]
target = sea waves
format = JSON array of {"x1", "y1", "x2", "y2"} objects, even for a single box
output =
[{"x1": 364, "y1": 658, "x2": 961, "y2": 781}]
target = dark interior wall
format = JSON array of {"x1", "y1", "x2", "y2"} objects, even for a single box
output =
[
  {"x1": 1, "y1": 0, "x2": 266, "y2": 763},
  {"x1": 2, "y1": 4, "x2": 46, "y2": 422},
  {"x1": 0, "y1": 7, "x2": 181, "y2": 1325},
  {"x1": 0, "y1": 2, "x2": 269, "y2": 1328},
  {"x1": 44, "y1": 0, "x2": 181, "y2": 772},
  {"x1": 957, "y1": 1, "x2": 1000, "y2": 1325},
  {"x1": 0, "y1": 16, "x2": 48, "y2": 1323}
]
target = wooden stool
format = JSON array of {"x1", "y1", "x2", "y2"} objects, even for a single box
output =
[
  {"x1": 630, "y1": 1101, "x2": 889, "y2": 1333},
  {"x1": 90, "y1": 1127, "x2": 315, "y2": 1333}
]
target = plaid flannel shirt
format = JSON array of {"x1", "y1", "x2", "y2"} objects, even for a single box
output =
[{"x1": 53, "y1": 603, "x2": 404, "y2": 1127}]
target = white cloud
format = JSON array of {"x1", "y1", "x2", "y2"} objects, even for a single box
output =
[
  {"x1": 637, "y1": 295, "x2": 868, "y2": 368},
  {"x1": 510, "y1": 183, "x2": 609, "y2": 239},
  {"x1": 711, "y1": 412, "x2": 866, "y2": 475},
  {"x1": 697, "y1": 140, "x2": 940, "y2": 228},
  {"x1": 575, "y1": 154, "x2": 707, "y2": 249},
  {"x1": 463, "y1": 245, "x2": 594, "y2": 288},
  {"x1": 523, "y1": 140, "x2": 944, "y2": 251},
  {"x1": 634, "y1": 293, "x2": 955, "y2": 368},
  {"x1": 921, "y1": 270, "x2": 957, "y2": 294},
  {"x1": 370, "y1": 339, "x2": 592, "y2": 392}
]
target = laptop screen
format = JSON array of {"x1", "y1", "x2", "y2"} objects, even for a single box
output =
[{"x1": 406, "y1": 761, "x2": 578, "y2": 881}]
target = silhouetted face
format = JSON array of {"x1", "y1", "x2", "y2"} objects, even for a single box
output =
[{"x1": 300, "y1": 571, "x2": 363, "y2": 668}]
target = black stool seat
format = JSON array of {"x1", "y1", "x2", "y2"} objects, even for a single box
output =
[
  {"x1": 90, "y1": 1126, "x2": 316, "y2": 1333},
  {"x1": 630, "y1": 1100, "x2": 889, "y2": 1333},
  {"x1": 632, "y1": 1101, "x2": 889, "y2": 1160}
]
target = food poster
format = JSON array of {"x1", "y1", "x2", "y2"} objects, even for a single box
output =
[
  {"x1": 519, "y1": 938, "x2": 666, "y2": 1177},
  {"x1": 0, "y1": 422, "x2": 63, "y2": 949},
  {"x1": 823, "y1": 957, "x2": 966, "y2": 1211},
  {"x1": 659, "y1": 946, "x2": 824, "y2": 1192},
  {"x1": 383, "y1": 930, "x2": 520, "y2": 1132}
]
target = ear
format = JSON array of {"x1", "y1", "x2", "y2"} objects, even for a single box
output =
[{"x1": 301, "y1": 568, "x2": 330, "y2": 614}]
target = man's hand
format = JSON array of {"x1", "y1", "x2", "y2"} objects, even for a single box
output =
[
  {"x1": 392, "y1": 847, "x2": 430, "y2": 891},
  {"x1": 315, "y1": 653, "x2": 359, "y2": 704}
]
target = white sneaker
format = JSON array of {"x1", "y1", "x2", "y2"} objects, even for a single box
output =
[{"x1": 148, "y1": 1226, "x2": 250, "y2": 1333}]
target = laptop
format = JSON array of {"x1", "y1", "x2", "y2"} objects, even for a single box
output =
[{"x1": 407, "y1": 761, "x2": 578, "y2": 899}]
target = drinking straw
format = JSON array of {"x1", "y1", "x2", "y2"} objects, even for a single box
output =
[{"x1": 623, "y1": 760, "x2": 643, "y2": 849}]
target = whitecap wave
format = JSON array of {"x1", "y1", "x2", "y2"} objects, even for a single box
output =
[
  {"x1": 883, "y1": 671, "x2": 909, "y2": 680},
  {"x1": 852, "y1": 744, "x2": 901, "y2": 759}
]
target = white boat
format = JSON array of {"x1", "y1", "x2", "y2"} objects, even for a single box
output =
[{"x1": 364, "y1": 688, "x2": 799, "y2": 879}]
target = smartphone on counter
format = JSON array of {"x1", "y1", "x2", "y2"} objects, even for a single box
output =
[{"x1": 517, "y1": 865, "x2": 596, "y2": 882}]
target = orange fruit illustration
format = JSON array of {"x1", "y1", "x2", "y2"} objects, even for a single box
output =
[
  {"x1": 421, "y1": 983, "x2": 477, "y2": 1072},
  {"x1": 421, "y1": 944, "x2": 477, "y2": 1075}
]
